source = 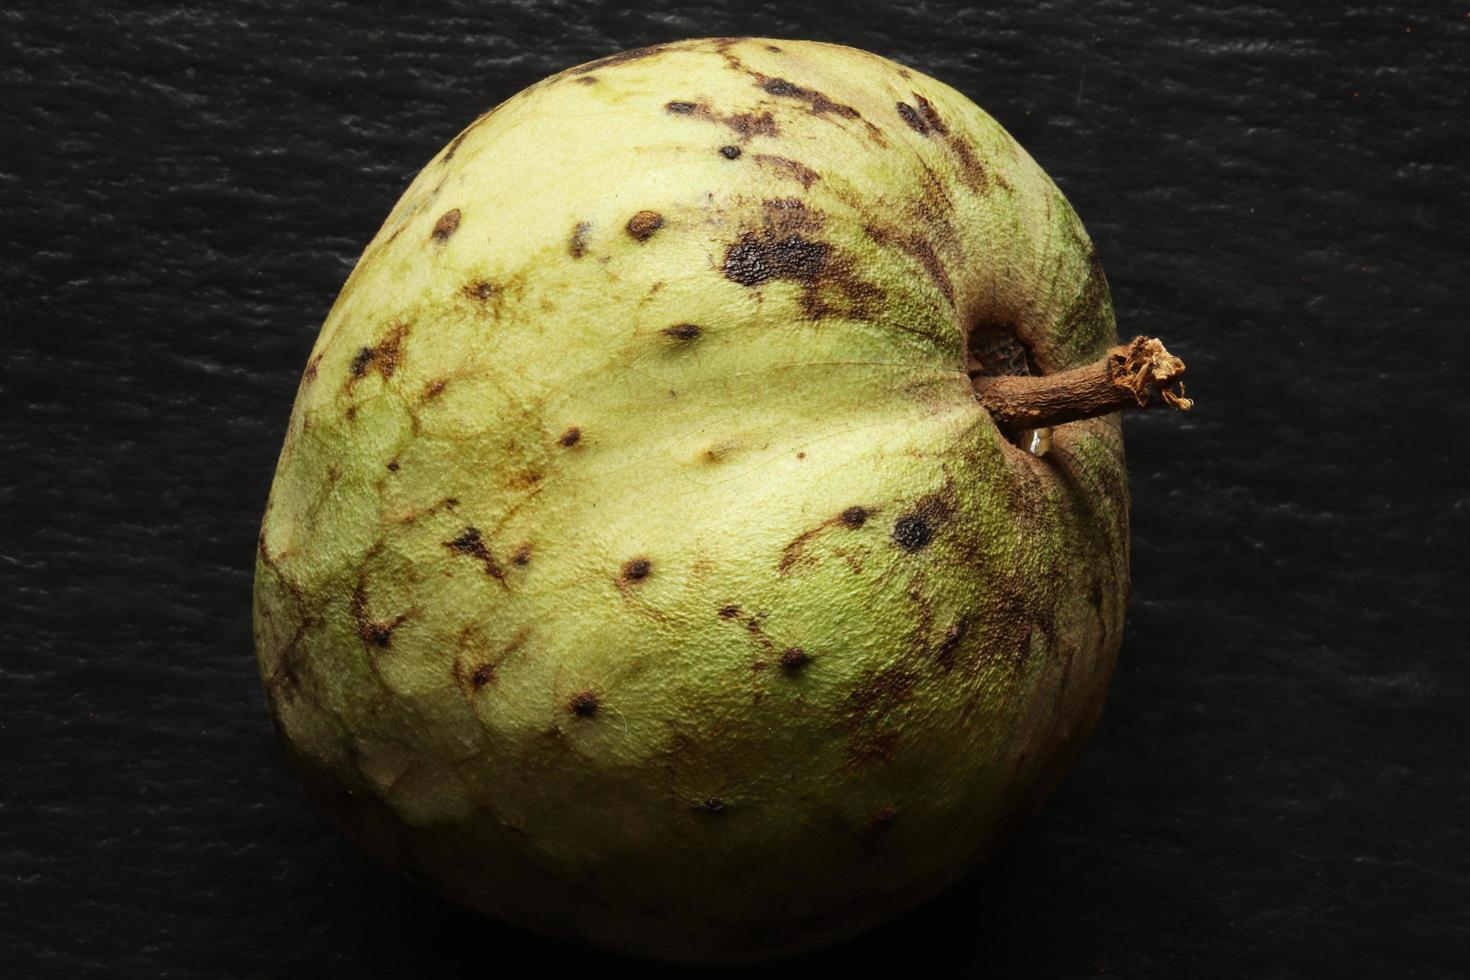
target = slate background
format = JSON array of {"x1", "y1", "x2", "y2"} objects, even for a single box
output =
[{"x1": 6, "y1": 1, "x2": 1467, "y2": 976}]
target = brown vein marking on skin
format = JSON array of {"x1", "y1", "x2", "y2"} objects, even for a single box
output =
[
  {"x1": 752, "y1": 154, "x2": 821, "y2": 188},
  {"x1": 864, "y1": 224, "x2": 955, "y2": 309},
  {"x1": 779, "y1": 505, "x2": 874, "y2": 575},
  {"x1": 350, "y1": 583, "x2": 409, "y2": 649}
]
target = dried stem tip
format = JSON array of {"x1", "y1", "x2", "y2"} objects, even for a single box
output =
[{"x1": 975, "y1": 335, "x2": 1194, "y2": 431}]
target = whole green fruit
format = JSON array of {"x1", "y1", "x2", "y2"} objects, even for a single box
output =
[{"x1": 255, "y1": 37, "x2": 1183, "y2": 962}]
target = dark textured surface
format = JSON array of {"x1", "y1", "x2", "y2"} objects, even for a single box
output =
[{"x1": 5, "y1": 2, "x2": 1467, "y2": 976}]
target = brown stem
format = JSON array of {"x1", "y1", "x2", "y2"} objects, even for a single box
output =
[{"x1": 974, "y1": 335, "x2": 1194, "y2": 431}]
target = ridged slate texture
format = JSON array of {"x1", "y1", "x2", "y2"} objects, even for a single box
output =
[{"x1": 4, "y1": 2, "x2": 1465, "y2": 977}]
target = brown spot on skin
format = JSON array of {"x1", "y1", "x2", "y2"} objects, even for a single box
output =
[
  {"x1": 573, "y1": 44, "x2": 667, "y2": 74},
  {"x1": 766, "y1": 44, "x2": 781, "y2": 52},
  {"x1": 431, "y1": 208, "x2": 461, "y2": 242},
  {"x1": 462, "y1": 279, "x2": 495, "y2": 302},
  {"x1": 664, "y1": 101, "x2": 778, "y2": 142},
  {"x1": 424, "y1": 378, "x2": 448, "y2": 400},
  {"x1": 723, "y1": 231, "x2": 828, "y2": 287},
  {"x1": 892, "y1": 491, "x2": 950, "y2": 553},
  {"x1": 896, "y1": 101, "x2": 928, "y2": 134},
  {"x1": 569, "y1": 690, "x2": 600, "y2": 717},
  {"x1": 697, "y1": 797, "x2": 727, "y2": 814},
  {"x1": 344, "y1": 406, "x2": 358, "y2": 422},
  {"x1": 779, "y1": 647, "x2": 811, "y2": 674},
  {"x1": 386, "y1": 460, "x2": 399, "y2": 472},
  {"x1": 349, "y1": 348, "x2": 374, "y2": 377},
  {"x1": 752, "y1": 154, "x2": 821, "y2": 188},
  {"x1": 626, "y1": 210, "x2": 664, "y2": 241},
  {"x1": 845, "y1": 664, "x2": 919, "y2": 763},
  {"x1": 719, "y1": 144, "x2": 742, "y2": 159},
  {"x1": 841, "y1": 506, "x2": 868, "y2": 528},
  {"x1": 663, "y1": 322, "x2": 702, "y2": 341},
  {"x1": 723, "y1": 199, "x2": 881, "y2": 320},
  {"x1": 575, "y1": 75, "x2": 597, "y2": 85},
  {"x1": 914, "y1": 93, "x2": 948, "y2": 134},
  {"x1": 569, "y1": 221, "x2": 591, "y2": 258},
  {"x1": 513, "y1": 543, "x2": 533, "y2": 566},
  {"x1": 346, "y1": 323, "x2": 407, "y2": 388},
  {"x1": 302, "y1": 355, "x2": 321, "y2": 384},
  {"x1": 444, "y1": 527, "x2": 507, "y2": 582},
  {"x1": 718, "y1": 604, "x2": 741, "y2": 620},
  {"x1": 892, "y1": 514, "x2": 934, "y2": 552},
  {"x1": 758, "y1": 76, "x2": 861, "y2": 119},
  {"x1": 724, "y1": 110, "x2": 779, "y2": 140},
  {"x1": 471, "y1": 663, "x2": 496, "y2": 688},
  {"x1": 621, "y1": 557, "x2": 651, "y2": 582},
  {"x1": 780, "y1": 504, "x2": 875, "y2": 574},
  {"x1": 559, "y1": 426, "x2": 581, "y2": 447}
]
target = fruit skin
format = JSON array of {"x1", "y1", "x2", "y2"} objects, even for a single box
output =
[{"x1": 254, "y1": 37, "x2": 1129, "y2": 962}]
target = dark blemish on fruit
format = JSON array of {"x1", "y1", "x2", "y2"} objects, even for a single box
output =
[
  {"x1": 463, "y1": 280, "x2": 495, "y2": 302},
  {"x1": 752, "y1": 154, "x2": 820, "y2": 188},
  {"x1": 471, "y1": 663, "x2": 496, "y2": 688},
  {"x1": 697, "y1": 797, "x2": 727, "y2": 813},
  {"x1": 573, "y1": 44, "x2": 667, "y2": 74},
  {"x1": 445, "y1": 527, "x2": 506, "y2": 581},
  {"x1": 757, "y1": 76, "x2": 861, "y2": 119},
  {"x1": 914, "y1": 93, "x2": 948, "y2": 134},
  {"x1": 569, "y1": 690, "x2": 600, "y2": 717},
  {"x1": 431, "y1": 208, "x2": 461, "y2": 242},
  {"x1": 575, "y1": 75, "x2": 598, "y2": 85},
  {"x1": 626, "y1": 210, "x2": 664, "y2": 241},
  {"x1": 779, "y1": 647, "x2": 811, "y2": 674},
  {"x1": 351, "y1": 585, "x2": 407, "y2": 650},
  {"x1": 350, "y1": 347, "x2": 374, "y2": 377},
  {"x1": 302, "y1": 355, "x2": 321, "y2": 383},
  {"x1": 513, "y1": 543, "x2": 532, "y2": 566},
  {"x1": 892, "y1": 514, "x2": 934, "y2": 552},
  {"x1": 346, "y1": 323, "x2": 408, "y2": 388},
  {"x1": 386, "y1": 460, "x2": 399, "y2": 472},
  {"x1": 896, "y1": 101, "x2": 928, "y2": 134},
  {"x1": 569, "y1": 221, "x2": 591, "y2": 258},
  {"x1": 720, "y1": 144, "x2": 742, "y2": 159},
  {"x1": 559, "y1": 426, "x2": 581, "y2": 447},
  {"x1": 796, "y1": 452, "x2": 805, "y2": 459},
  {"x1": 622, "y1": 557, "x2": 652, "y2": 582},
  {"x1": 724, "y1": 110, "x2": 779, "y2": 140},
  {"x1": 424, "y1": 378, "x2": 447, "y2": 399},
  {"x1": 666, "y1": 100, "x2": 698, "y2": 113},
  {"x1": 841, "y1": 506, "x2": 868, "y2": 528},
  {"x1": 723, "y1": 231, "x2": 829, "y2": 286},
  {"x1": 663, "y1": 323, "x2": 701, "y2": 341},
  {"x1": 344, "y1": 406, "x2": 358, "y2": 422},
  {"x1": 766, "y1": 44, "x2": 781, "y2": 52},
  {"x1": 718, "y1": 604, "x2": 741, "y2": 619}
]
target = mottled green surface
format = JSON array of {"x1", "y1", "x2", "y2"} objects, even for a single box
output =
[{"x1": 254, "y1": 37, "x2": 1128, "y2": 962}]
